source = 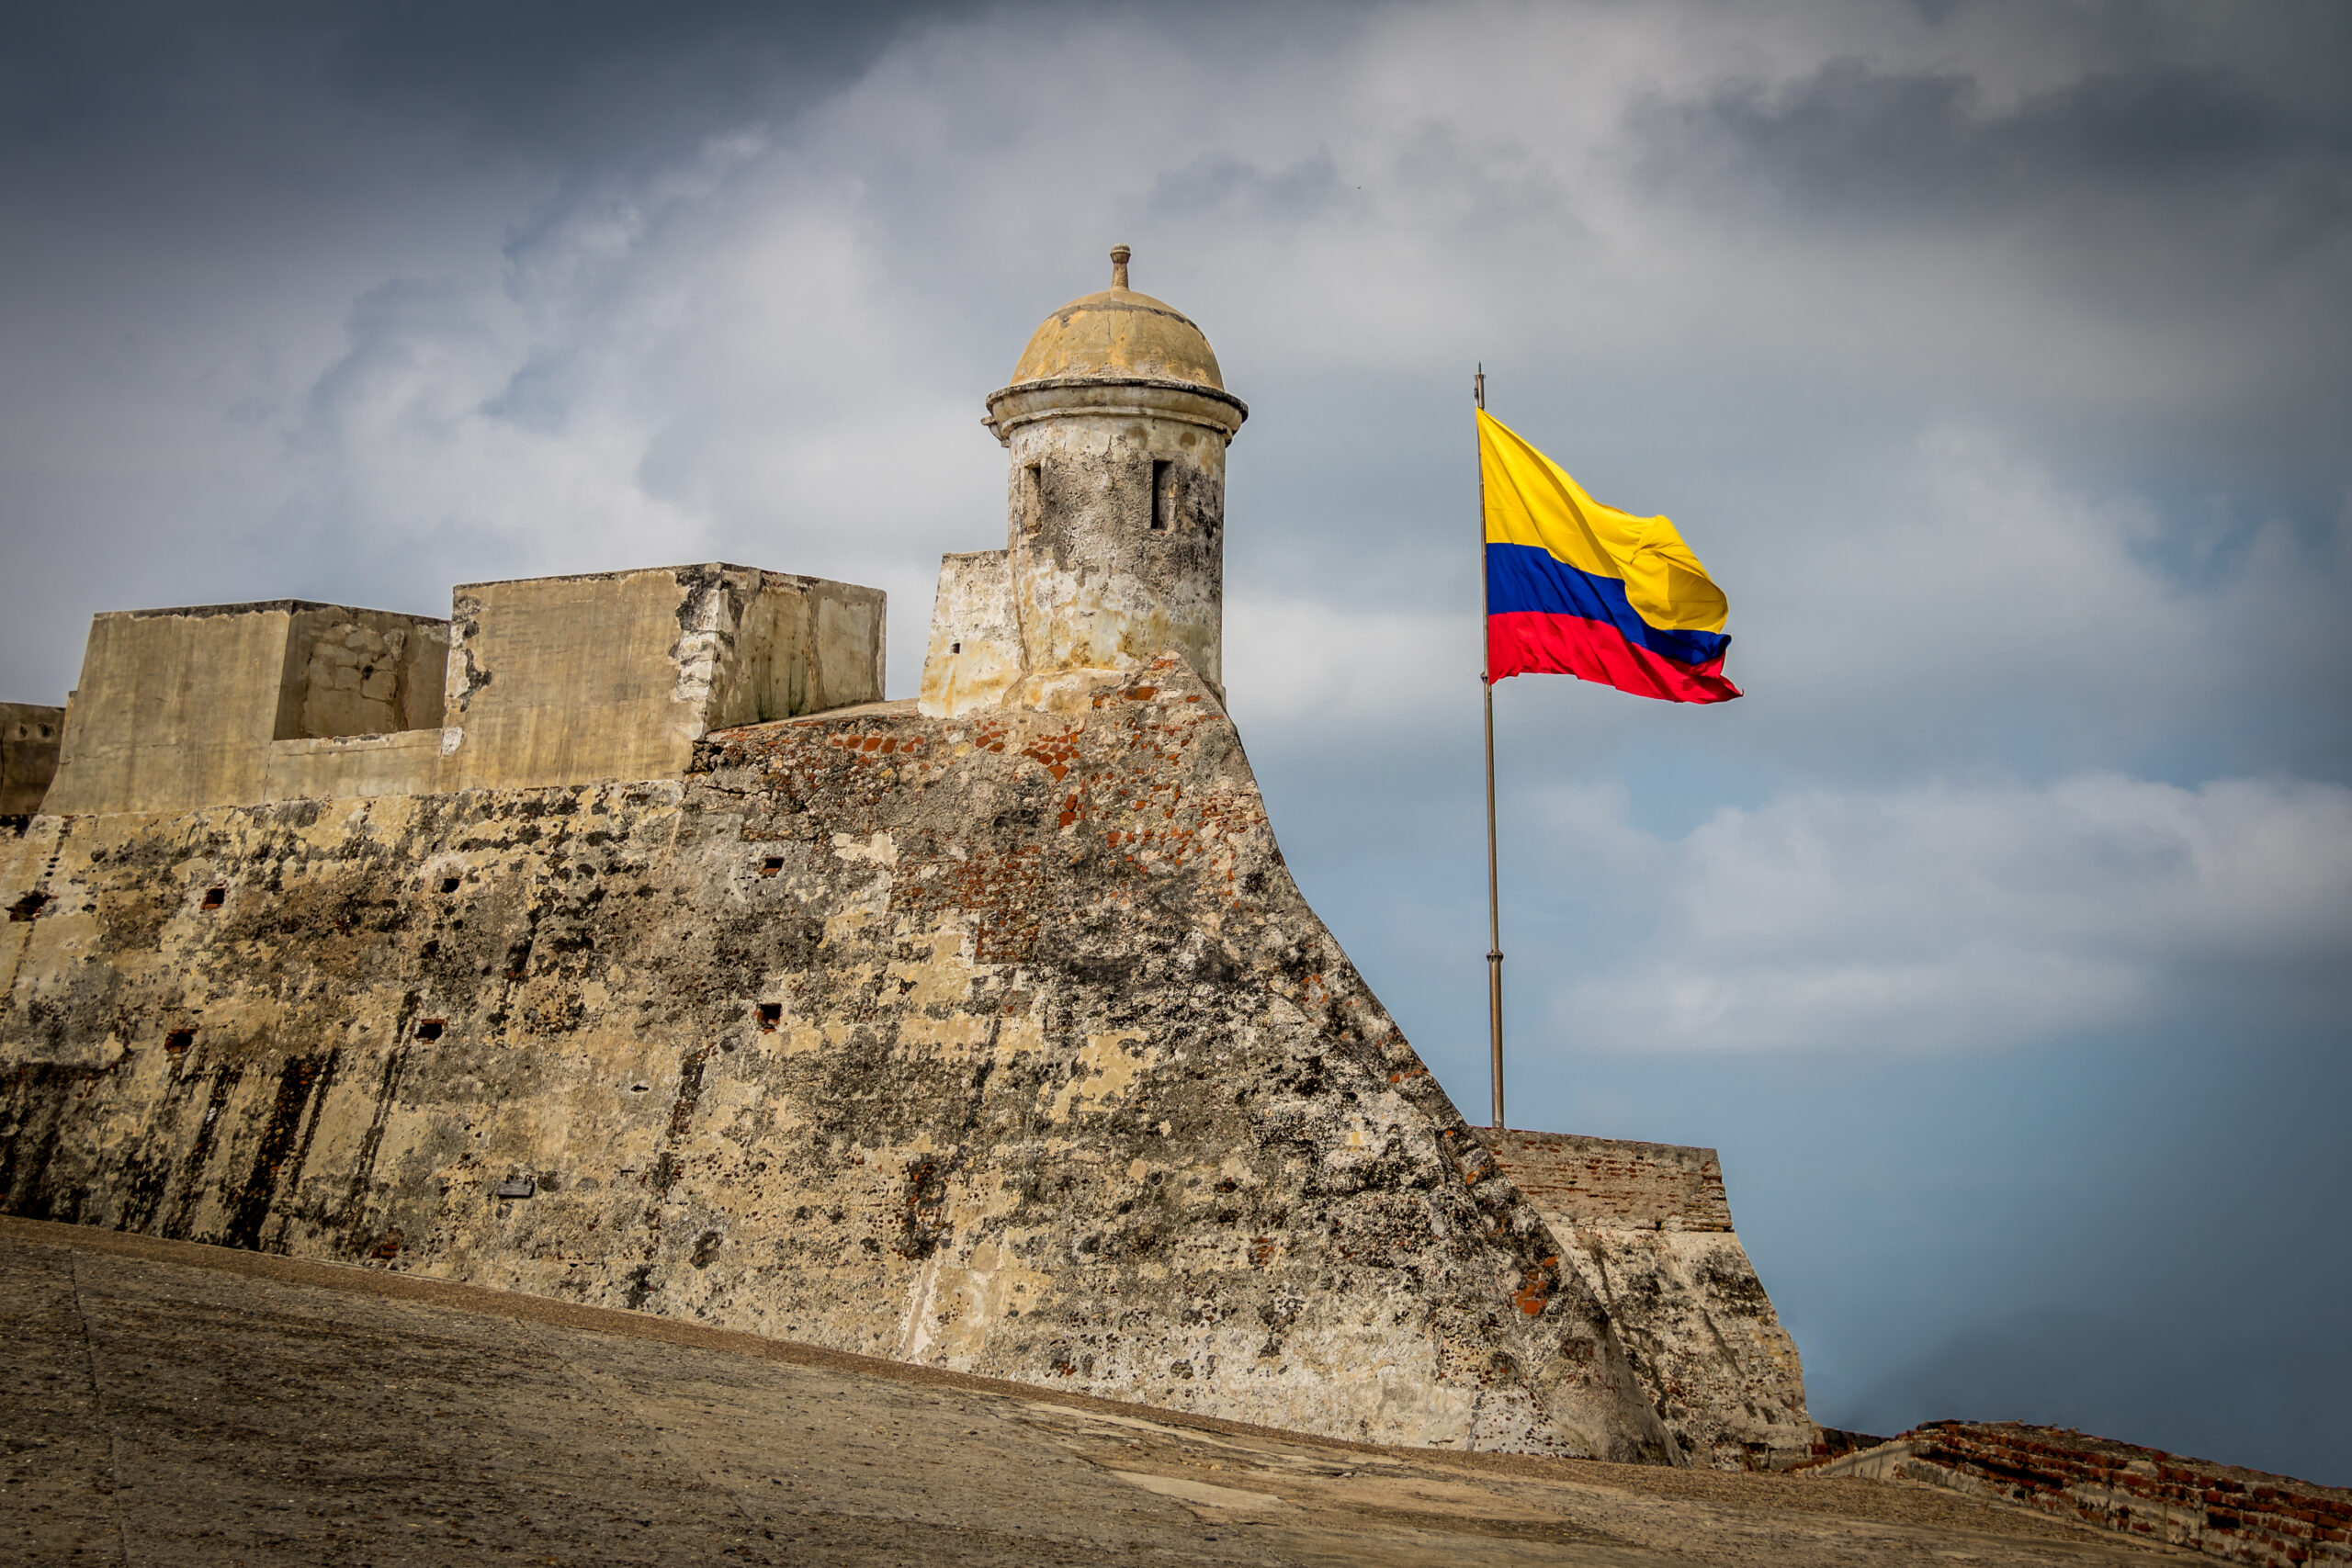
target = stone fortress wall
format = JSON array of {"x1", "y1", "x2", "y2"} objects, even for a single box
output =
[
  {"x1": 0, "y1": 249, "x2": 1815, "y2": 1467},
  {"x1": 38, "y1": 565, "x2": 885, "y2": 818}
]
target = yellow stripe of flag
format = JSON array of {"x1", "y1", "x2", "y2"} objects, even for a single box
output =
[{"x1": 1479, "y1": 410, "x2": 1730, "y2": 635}]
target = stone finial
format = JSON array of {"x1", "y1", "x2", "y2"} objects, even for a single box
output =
[{"x1": 1110, "y1": 244, "x2": 1131, "y2": 290}]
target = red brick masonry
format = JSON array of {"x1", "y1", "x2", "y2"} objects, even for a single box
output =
[
  {"x1": 1475, "y1": 1128, "x2": 1735, "y2": 1232},
  {"x1": 1805, "y1": 1420, "x2": 2351, "y2": 1565}
]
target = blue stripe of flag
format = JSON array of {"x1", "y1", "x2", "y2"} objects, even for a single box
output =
[{"x1": 1486, "y1": 542, "x2": 1730, "y2": 670}]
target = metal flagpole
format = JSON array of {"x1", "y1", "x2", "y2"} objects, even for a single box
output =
[{"x1": 1476, "y1": 367, "x2": 1505, "y2": 1131}]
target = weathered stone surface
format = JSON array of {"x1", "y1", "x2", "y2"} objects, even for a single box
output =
[
  {"x1": 1479, "y1": 1129, "x2": 1818, "y2": 1469},
  {"x1": 0, "y1": 702, "x2": 62, "y2": 816},
  {"x1": 442, "y1": 563, "x2": 884, "y2": 793},
  {"x1": 1810, "y1": 1420, "x2": 2352, "y2": 1567},
  {"x1": 43, "y1": 601, "x2": 449, "y2": 817},
  {"x1": 992, "y1": 390, "x2": 1237, "y2": 701},
  {"x1": 0, "y1": 1216, "x2": 2188, "y2": 1567},
  {"x1": 34, "y1": 565, "x2": 886, "y2": 819},
  {"x1": 957, "y1": 248, "x2": 1249, "y2": 709},
  {"x1": 1003, "y1": 245, "x2": 1229, "y2": 390},
  {"x1": 919, "y1": 550, "x2": 1025, "y2": 717},
  {"x1": 4, "y1": 656, "x2": 1675, "y2": 1459}
]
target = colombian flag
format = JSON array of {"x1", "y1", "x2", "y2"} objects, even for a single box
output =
[{"x1": 1480, "y1": 410, "x2": 1741, "y2": 704}]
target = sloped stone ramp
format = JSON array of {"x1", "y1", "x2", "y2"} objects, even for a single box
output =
[{"x1": 2, "y1": 1218, "x2": 2190, "y2": 1567}]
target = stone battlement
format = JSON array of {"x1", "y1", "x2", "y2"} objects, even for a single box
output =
[
  {"x1": 1476, "y1": 1127, "x2": 1736, "y2": 1233},
  {"x1": 33, "y1": 564, "x2": 883, "y2": 817}
]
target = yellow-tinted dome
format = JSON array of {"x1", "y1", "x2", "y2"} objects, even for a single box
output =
[{"x1": 1008, "y1": 247, "x2": 1224, "y2": 390}]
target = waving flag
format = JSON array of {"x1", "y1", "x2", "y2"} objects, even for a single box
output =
[{"x1": 1479, "y1": 409, "x2": 1741, "y2": 704}]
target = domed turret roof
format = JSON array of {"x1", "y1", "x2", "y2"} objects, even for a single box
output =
[{"x1": 1008, "y1": 246, "x2": 1224, "y2": 390}]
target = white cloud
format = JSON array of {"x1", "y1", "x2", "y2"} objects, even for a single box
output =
[
  {"x1": 1545, "y1": 773, "x2": 2352, "y2": 1054},
  {"x1": 1725, "y1": 426, "x2": 2331, "y2": 749},
  {"x1": 1224, "y1": 594, "x2": 1465, "y2": 729}
]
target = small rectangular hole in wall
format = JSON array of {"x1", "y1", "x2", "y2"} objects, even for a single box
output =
[
  {"x1": 415, "y1": 1019, "x2": 446, "y2": 1042},
  {"x1": 440, "y1": 876, "x2": 460, "y2": 894},
  {"x1": 759, "y1": 856, "x2": 784, "y2": 877},
  {"x1": 1022, "y1": 461, "x2": 1044, "y2": 533},
  {"x1": 757, "y1": 1001, "x2": 782, "y2": 1032},
  {"x1": 200, "y1": 886, "x2": 226, "y2": 908},
  {"x1": 950, "y1": 641, "x2": 961, "y2": 655},
  {"x1": 164, "y1": 1028, "x2": 196, "y2": 1053},
  {"x1": 1150, "y1": 459, "x2": 1172, "y2": 531}
]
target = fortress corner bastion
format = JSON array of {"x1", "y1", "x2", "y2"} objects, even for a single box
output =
[{"x1": 0, "y1": 250, "x2": 1812, "y2": 1466}]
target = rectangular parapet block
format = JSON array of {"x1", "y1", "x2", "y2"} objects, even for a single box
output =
[
  {"x1": 38, "y1": 567, "x2": 885, "y2": 814},
  {"x1": 43, "y1": 602, "x2": 450, "y2": 817},
  {"x1": 918, "y1": 550, "x2": 1024, "y2": 717},
  {"x1": 264, "y1": 729, "x2": 456, "y2": 804},
  {"x1": 1, "y1": 704, "x2": 64, "y2": 816},
  {"x1": 441, "y1": 564, "x2": 884, "y2": 792},
  {"x1": 1476, "y1": 1127, "x2": 1735, "y2": 1232}
]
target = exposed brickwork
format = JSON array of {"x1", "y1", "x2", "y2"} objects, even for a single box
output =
[
  {"x1": 1477, "y1": 1129, "x2": 1734, "y2": 1232},
  {"x1": 1810, "y1": 1421, "x2": 2352, "y2": 1565},
  {"x1": 1477, "y1": 1128, "x2": 1816, "y2": 1470}
]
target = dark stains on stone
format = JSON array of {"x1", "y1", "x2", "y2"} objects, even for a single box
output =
[
  {"x1": 223, "y1": 1051, "x2": 334, "y2": 1251},
  {"x1": 623, "y1": 1262, "x2": 656, "y2": 1310},
  {"x1": 897, "y1": 1155, "x2": 953, "y2": 1260},
  {"x1": 337, "y1": 1043, "x2": 413, "y2": 1256},
  {"x1": 163, "y1": 1064, "x2": 243, "y2": 1241},
  {"x1": 665, "y1": 1049, "x2": 708, "y2": 1141},
  {"x1": 649, "y1": 1151, "x2": 682, "y2": 1200},
  {"x1": 0, "y1": 1061, "x2": 113, "y2": 1221}
]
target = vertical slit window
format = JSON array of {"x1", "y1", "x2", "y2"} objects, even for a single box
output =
[
  {"x1": 1150, "y1": 459, "x2": 1172, "y2": 532},
  {"x1": 1022, "y1": 462, "x2": 1044, "y2": 534}
]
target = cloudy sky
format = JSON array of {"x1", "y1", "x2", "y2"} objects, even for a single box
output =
[{"x1": 5, "y1": 1, "x2": 2347, "y2": 1481}]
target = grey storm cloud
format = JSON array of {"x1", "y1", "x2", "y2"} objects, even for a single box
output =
[
  {"x1": 1152, "y1": 151, "x2": 1352, "y2": 223},
  {"x1": 0, "y1": 3, "x2": 934, "y2": 154},
  {"x1": 1634, "y1": 59, "x2": 2344, "y2": 218},
  {"x1": 2, "y1": 0, "x2": 2348, "y2": 1482}
]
